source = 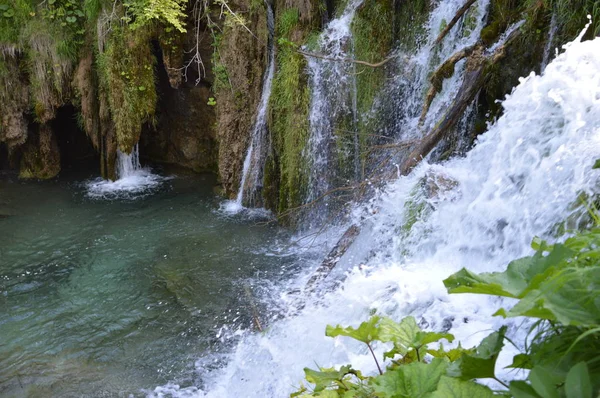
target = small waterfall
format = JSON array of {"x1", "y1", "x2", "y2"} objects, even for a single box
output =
[
  {"x1": 116, "y1": 144, "x2": 142, "y2": 179},
  {"x1": 234, "y1": 2, "x2": 276, "y2": 210},
  {"x1": 384, "y1": 0, "x2": 490, "y2": 145},
  {"x1": 154, "y1": 31, "x2": 600, "y2": 398},
  {"x1": 305, "y1": 0, "x2": 364, "y2": 214},
  {"x1": 86, "y1": 143, "x2": 166, "y2": 199},
  {"x1": 541, "y1": 12, "x2": 559, "y2": 70}
]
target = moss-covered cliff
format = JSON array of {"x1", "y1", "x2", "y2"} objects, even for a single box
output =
[{"x1": 0, "y1": 0, "x2": 598, "y2": 224}]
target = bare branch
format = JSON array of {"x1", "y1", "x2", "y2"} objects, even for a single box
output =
[
  {"x1": 297, "y1": 49, "x2": 401, "y2": 68},
  {"x1": 433, "y1": 0, "x2": 479, "y2": 47}
]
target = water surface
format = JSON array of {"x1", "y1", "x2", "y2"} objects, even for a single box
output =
[{"x1": 0, "y1": 171, "x2": 295, "y2": 397}]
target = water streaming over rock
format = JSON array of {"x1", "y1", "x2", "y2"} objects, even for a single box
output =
[
  {"x1": 86, "y1": 144, "x2": 167, "y2": 200},
  {"x1": 305, "y1": 0, "x2": 365, "y2": 215},
  {"x1": 153, "y1": 30, "x2": 600, "y2": 398},
  {"x1": 386, "y1": 0, "x2": 490, "y2": 140},
  {"x1": 225, "y1": 3, "x2": 276, "y2": 213},
  {"x1": 541, "y1": 12, "x2": 559, "y2": 70}
]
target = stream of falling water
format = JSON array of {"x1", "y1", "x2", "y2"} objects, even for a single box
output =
[
  {"x1": 386, "y1": 0, "x2": 490, "y2": 142},
  {"x1": 153, "y1": 31, "x2": 600, "y2": 398},
  {"x1": 225, "y1": 2, "x2": 276, "y2": 213},
  {"x1": 305, "y1": 0, "x2": 364, "y2": 213},
  {"x1": 86, "y1": 144, "x2": 168, "y2": 200}
]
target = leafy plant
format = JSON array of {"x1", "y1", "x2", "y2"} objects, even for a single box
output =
[
  {"x1": 295, "y1": 186, "x2": 600, "y2": 397},
  {"x1": 292, "y1": 316, "x2": 501, "y2": 397}
]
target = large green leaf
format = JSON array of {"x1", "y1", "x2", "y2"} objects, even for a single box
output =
[
  {"x1": 304, "y1": 365, "x2": 356, "y2": 392},
  {"x1": 430, "y1": 376, "x2": 495, "y2": 398},
  {"x1": 528, "y1": 366, "x2": 562, "y2": 398},
  {"x1": 371, "y1": 358, "x2": 447, "y2": 398},
  {"x1": 495, "y1": 268, "x2": 600, "y2": 325},
  {"x1": 444, "y1": 244, "x2": 574, "y2": 298},
  {"x1": 378, "y1": 317, "x2": 454, "y2": 360},
  {"x1": 565, "y1": 362, "x2": 592, "y2": 398},
  {"x1": 326, "y1": 316, "x2": 381, "y2": 344},
  {"x1": 447, "y1": 327, "x2": 506, "y2": 380},
  {"x1": 509, "y1": 381, "x2": 541, "y2": 398}
]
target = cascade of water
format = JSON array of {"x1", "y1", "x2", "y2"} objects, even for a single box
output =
[
  {"x1": 234, "y1": 2, "x2": 276, "y2": 209},
  {"x1": 154, "y1": 32, "x2": 600, "y2": 398},
  {"x1": 305, "y1": 0, "x2": 364, "y2": 213},
  {"x1": 116, "y1": 144, "x2": 142, "y2": 179},
  {"x1": 541, "y1": 12, "x2": 559, "y2": 70},
  {"x1": 86, "y1": 143, "x2": 167, "y2": 199},
  {"x1": 384, "y1": 0, "x2": 490, "y2": 144}
]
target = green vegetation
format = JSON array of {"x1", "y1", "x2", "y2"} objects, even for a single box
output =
[
  {"x1": 98, "y1": 24, "x2": 157, "y2": 153},
  {"x1": 350, "y1": 0, "x2": 393, "y2": 173},
  {"x1": 294, "y1": 181, "x2": 600, "y2": 397},
  {"x1": 268, "y1": 8, "x2": 311, "y2": 217}
]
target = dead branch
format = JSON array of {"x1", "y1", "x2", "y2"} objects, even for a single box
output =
[
  {"x1": 419, "y1": 44, "x2": 477, "y2": 125},
  {"x1": 297, "y1": 49, "x2": 400, "y2": 68},
  {"x1": 304, "y1": 225, "x2": 361, "y2": 293},
  {"x1": 434, "y1": 0, "x2": 479, "y2": 47},
  {"x1": 403, "y1": 29, "x2": 521, "y2": 175}
]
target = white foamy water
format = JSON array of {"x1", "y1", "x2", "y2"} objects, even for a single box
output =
[
  {"x1": 86, "y1": 144, "x2": 168, "y2": 200},
  {"x1": 152, "y1": 29, "x2": 600, "y2": 397},
  {"x1": 305, "y1": 0, "x2": 364, "y2": 212}
]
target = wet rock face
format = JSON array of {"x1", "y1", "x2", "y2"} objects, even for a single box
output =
[
  {"x1": 142, "y1": 68, "x2": 218, "y2": 173},
  {"x1": 19, "y1": 124, "x2": 61, "y2": 180},
  {"x1": 213, "y1": 0, "x2": 270, "y2": 198},
  {"x1": 141, "y1": 18, "x2": 218, "y2": 173}
]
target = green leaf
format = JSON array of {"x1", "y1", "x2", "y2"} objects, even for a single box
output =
[
  {"x1": 326, "y1": 316, "x2": 380, "y2": 344},
  {"x1": 48, "y1": 0, "x2": 56, "y2": 4},
  {"x1": 430, "y1": 376, "x2": 495, "y2": 398},
  {"x1": 66, "y1": 16, "x2": 77, "y2": 23},
  {"x1": 509, "y1": 381, "x2": 541, "y2": 398},
  {"x1": 304, "y1": 365, "x2": 355, "y2": 393},
  {"x1": 565, "y1": 362, "x2": 592, "y2": 398},
  {"x1": 444, "y1": 244, "x2": 575, "y2": 299},
  {"x1": 371, "y1": 358, "x2": 447, "y2": 398},
  {"x1": 0, "y1": 4, "x2": 8, "y2": 11},
  {"x1": 593, "y1": 159, "x2": 600, "y2": 169},
  {"x1": 529, "y1": 367, "x2": 561, "y2": 398},
  {"x1": 378, "y1": 317, "x2": 453, "y2": 360},
  {"x1": 447, "y1": 327, "x2": 506, "y2": 380},
  {"x1": 507, "y1": 353, "x2": 533, "y2": 370},
  {"x1": 138, "y1": 86, "x2": 146, "y2": 91}
]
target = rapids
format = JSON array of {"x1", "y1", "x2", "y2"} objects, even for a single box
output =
[{"x1": 152, "y1": 26, "x2": 600, "y2": 398}]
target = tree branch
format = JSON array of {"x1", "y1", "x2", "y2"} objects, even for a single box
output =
[
  {"x1": 433, "y1": 0, "x2": 479, "y2": 47},
  {"x1": 297, "y1": 49, "x2": 400, "y2": 68}
]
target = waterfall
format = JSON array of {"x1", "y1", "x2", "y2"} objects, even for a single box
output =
[
  {"x1": 541, "y1": 12, "x2": 559, "y2": 70},
  {"x1": 305, "y1": 0, "x2": 364, "y2": 215},
  {"x1": 116, "y1": 144, "x2": 142, "y2": 179},
  {"x1": 232, "y1": 2, "x2": 276, "y2": 211},
  {"x1": 153, "y1": 31, "x2": 600, "y2": 397},
  {"x1": 386, "y1": 0, "x2": 490, "y2": 141},
  {"x1": 86, "y1": 143, "x2": 166, "y2": 199}
]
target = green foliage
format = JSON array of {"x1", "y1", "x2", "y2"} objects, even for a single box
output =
[
  {"x1": 268, "y1": 7, "x2": 310, "y2": 217},
  {"x1": 296, "y1": 215, "x2": 600, "y2": 397},
  {"x1": 98, "y1": 24, "x2": 157, "y2": 152},
  {"x1": 292, "y1": 316, "x2": 500, "y2": 397},
  {"x1": 445, "y1": 229, "x2": 600, "y2": 325},
  {"x1": 123, "y1": 0, "x2": 187, "y2": 32}
]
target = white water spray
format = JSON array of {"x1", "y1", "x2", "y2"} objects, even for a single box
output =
[
  {"x1": 153, "y1": 31, "x2": 600, "y2": 397},
  {"x1": 86, "y1": 144, "x2": 167, "y2": 200}
]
